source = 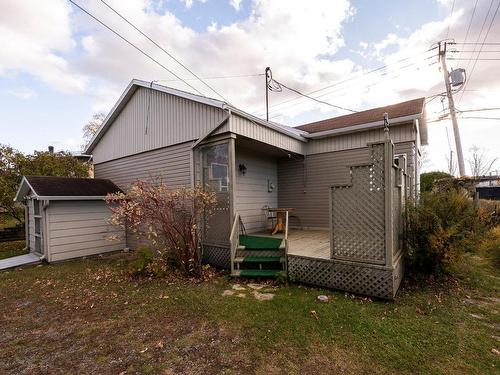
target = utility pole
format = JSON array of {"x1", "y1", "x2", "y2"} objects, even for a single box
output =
[
  {"x1": 439, "y1": 41, "x2": 466, "y2": 176},
  {"x1": 265, "y1": 67, "x2": 271, "y2": 121}
]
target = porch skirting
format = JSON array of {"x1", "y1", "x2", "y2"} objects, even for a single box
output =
[
  {"x1": 288, "y1": 253, "x2": 404, "y2": 300},
  {"x1": 202, "y1": 244, "x2": 231, "y2": 269}
]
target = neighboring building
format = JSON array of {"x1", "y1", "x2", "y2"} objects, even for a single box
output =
[{"x1": 82, "y1": 79, "x2": 427, "y2": 298}]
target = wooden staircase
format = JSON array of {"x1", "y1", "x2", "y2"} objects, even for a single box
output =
[{"x1": 230, "y1": 213, "x2": 288, "y2": 279}]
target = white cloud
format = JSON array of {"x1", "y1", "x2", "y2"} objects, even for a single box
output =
[
  {"x1": 0, "y1": 0, "x2": 87, "y2": 93},
  {"x1": 1, "y1": 0, "x2": 498, "y2": 175},
  {"x1": 229, "y1": 0, "x2": 242, "y2": 11},
  {"x1": 7, "y1": 88, "x2": 37, "y2": 100}
]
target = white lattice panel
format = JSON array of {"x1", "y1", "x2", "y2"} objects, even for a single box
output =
[{"x1": 331, "y1": 144, "x2": 386, "y2": 264}]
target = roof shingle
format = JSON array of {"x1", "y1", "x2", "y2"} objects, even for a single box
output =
[
  {"x1": 25, "y1": 176, "x2": 121, "y2": 197},
  {"x1": 296, "y1": 97, "x2": 425, "y2": 134}
]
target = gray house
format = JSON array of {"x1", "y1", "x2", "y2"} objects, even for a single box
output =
[{"x1": 80, "y1": 79, "x2": 427, "y2": 298}]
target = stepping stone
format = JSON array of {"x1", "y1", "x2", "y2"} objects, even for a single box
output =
[
  {"x1": 222, "y1": 290, "x2": 235, "y2": 297},
  {"x1": 236, "y1": 293, "x2": 246, "y2": 298},
  {"x1": 247, "y1": 283, "x2": 265, "y2": 290},
  {"x1": 253, "y1": 291, "x2": 274, "y2": 301},
  {"x1": 232, "y1": 284, "x2": 246, "y2": 291}
]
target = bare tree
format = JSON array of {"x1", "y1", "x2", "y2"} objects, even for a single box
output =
[
  {"x1": 418, "y1": 146, "x2": 430, "y2": 171},
  {"x1": 467, "y1": 145, "x2": 498, "y2": 178},
  {"x1": 445, "y1": 151, "x2": 457, "y2": 176},
  {"x1": 82, "y1": 112, "x2": 106, "y2": 149}
]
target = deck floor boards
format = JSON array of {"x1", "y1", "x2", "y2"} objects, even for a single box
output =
[{"x1": 250, "y1": 229, "x2": 330, "y2": 259}]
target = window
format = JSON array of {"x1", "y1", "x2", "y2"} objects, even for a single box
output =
[{"x1": 202, "y1": 143, "x2": 230, "y2": 193}]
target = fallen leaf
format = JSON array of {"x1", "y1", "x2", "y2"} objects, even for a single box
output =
[{"x1": 310, "y1": 310, "x2": 319, "y2": 320}]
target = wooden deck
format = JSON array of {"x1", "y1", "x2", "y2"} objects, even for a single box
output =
[{"x1": 249, "y1": 229, "x2": 330, "y2": 259}]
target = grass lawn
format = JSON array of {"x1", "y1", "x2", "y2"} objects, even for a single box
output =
[
  {"x1": 0, "y1": 240, "x2": 27, "y2": 260},
  {"x1": 0, "y1": 252, "x2": 498, "y2": 374}
]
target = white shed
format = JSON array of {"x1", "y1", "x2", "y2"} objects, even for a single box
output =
[{"x1": 14, "y1": 176, "x2": 125, "y2": 262}]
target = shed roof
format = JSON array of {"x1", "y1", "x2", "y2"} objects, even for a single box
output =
[{"x1": 14, "y1": 176, "x2": 122, "y2": 202}]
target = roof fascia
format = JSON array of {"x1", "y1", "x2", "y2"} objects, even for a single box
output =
[{"x1": 14, "y1": 176, "x2": 37, "y2": 202}]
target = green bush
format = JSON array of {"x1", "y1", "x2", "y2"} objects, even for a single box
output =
[
  {"x1": 404, "y1": 188, "x2": 486, "y2": 275},
  {"x1": 478, "y1": 225, "x2": 500, "y2": 268},
  {"x1": 420, "y1": 171, "x2": 452, "y2": 192}
]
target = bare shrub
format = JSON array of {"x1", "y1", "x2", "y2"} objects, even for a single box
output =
[{"x1": 106, "y1": 180, "x2": 216, "y2": 278}]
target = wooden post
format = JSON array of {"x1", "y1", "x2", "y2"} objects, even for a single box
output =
[{"x1": 384, "y1": 140, "x2": 394, "y2": 268}]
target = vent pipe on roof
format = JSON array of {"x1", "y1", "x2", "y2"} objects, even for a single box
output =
[{"x1": 48, "y1": 146, "x2": 54, "y2": 154}]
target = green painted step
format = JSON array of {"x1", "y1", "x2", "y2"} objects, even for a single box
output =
[
  {"x1": 238, "y1": 269, "x2": 282, "y2": 277},
  {"x1": 239, "y1": 235, "x2": 283, "y2": 250},
  {"x1": 234, "y1": 256, "x2": 283, "y2": 263}
]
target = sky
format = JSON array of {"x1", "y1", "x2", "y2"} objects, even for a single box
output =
[{"x1": 0, "y1": 0, "x2": 499, "y2": 175}]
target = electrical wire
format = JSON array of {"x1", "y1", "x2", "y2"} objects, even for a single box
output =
[
  {"x1": 155, "y1": 73, "x2": 265, "y2": 82},
  {"x1": 266, "y1": 59, "x2": 437, "y2": 118},
  {"x1": 67, "y1": 0, "x2": 204, "y2": 96},
  {"x1": 272, "y1": 79, "x2": 357, "y2": 113},
  {"x1": 459, "y1": 0, "x2": 500, "y2": 104},
  {"x1": 258, "y1": 47, "x2": 438, "y2": 115},
  {"x1": 99, "y1": 0, "x2": 230, "y2": 102},
  {"x1": 459, "y1": 0, "x2": 480, "y2": 60},
  {"x1": 445, "y1": 0, "x2": 456, "y2": 39}
]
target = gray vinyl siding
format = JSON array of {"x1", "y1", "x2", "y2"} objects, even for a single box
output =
[
  {"x1": 394, "y1": 141, "x2": 416, "y2": 183},
  {"x1": 230, "y1": 114, "x2": 306, "y2": 155},
  {"x1": 278, "y1": 148, "x2": 372, "y2": 229},
  {"x1": 94, "y1": 142, "x2": 193, "y2": 249},
  {"x1": 235, "y1": 147, "x2": 278, "y2": 232},
  {"x1": 278, "y1": 138, "x2": 418, "y2": 229},
  {"x1": 306, "y1": 123, "x2": 416, "y2": 155},
  {"x1": 92, "y1": 87, "x2": 226, "y2": 164},
  {"x1": 94, "y1": 142, "x2": 193, "y2": 190},
  {"x1": 46, "y1": 201, "x2": 125, "y2": 262}
]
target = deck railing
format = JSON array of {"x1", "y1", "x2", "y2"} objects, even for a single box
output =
[{"x1": 229, "y1": 212, "x2": 240, "y2": 274}]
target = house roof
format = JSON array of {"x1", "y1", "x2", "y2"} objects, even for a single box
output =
[
  {"x1": 14, "y1": 176, "x2": 122, "y2": 202},
  {"x1": 297, "y1": 97, "x2": 426, "y2": 134},
  {"x1": 84, "y1": 79, "x2": 306, "y2": 154}
]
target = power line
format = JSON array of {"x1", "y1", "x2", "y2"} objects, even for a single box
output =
[
  {"x1": 271, "y1": 79, "x2": 357, "y2": 113},
  {"x1": 457, "y1": 107, "x2": 500, "y2": 112},
  {"x1": 448, "y1": 57, "x2": 500, "y2": 60},
  {"x1": 445, "y1": 0, "x2": 456, "y2": 39},
  {"x1": 259, "y1": 47, "x2": 437, "y2": 114},
  {"x1": 459, "y1": 0, "x2": 480, "y2": 61},
  {"x1": 458, "y1": 116, "x2": 500, "y2": 120},
  {"x1": 452, "y1": 42, "x2": 500, "y2": 45},
  {"x1": 459, "y1": 0, "x2": 495, "y2": 89},
  {"x1": 266, "y1": 59, "x2": 437, "y2": 118},
  {"x1": 67, "y1": 0, "x2": 204, "y2": 95},
  {"x1": 99, "y1": 0, "x2": 230, "y2": 103},
  {"x1": 155, "y1": 73, "x2": 264, "y2": 82},
  {"x1": 459, "y1": 0, "x2": 500, "y2": 104}
]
